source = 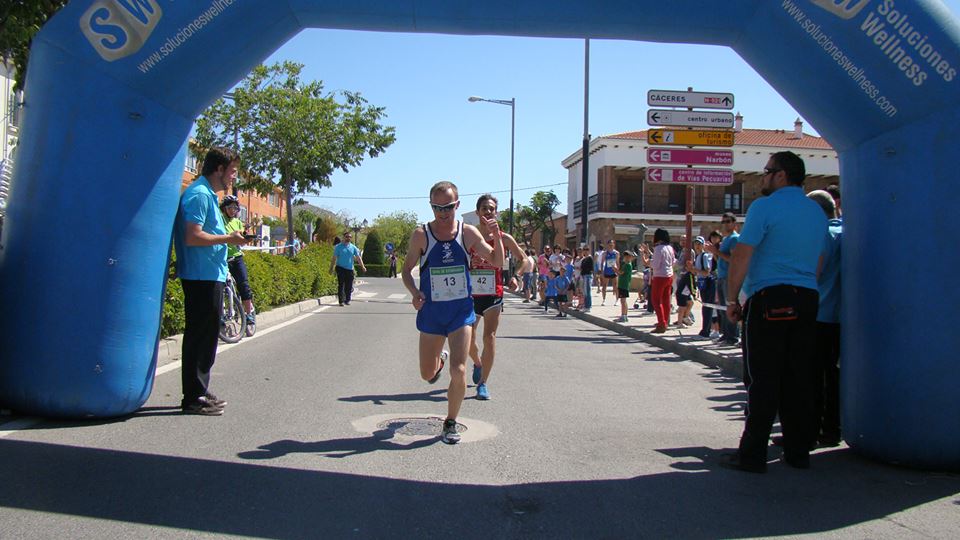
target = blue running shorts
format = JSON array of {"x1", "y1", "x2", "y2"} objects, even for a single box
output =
[{"x1": 416, "y1": 298, "x2": 477, "y2": 336}]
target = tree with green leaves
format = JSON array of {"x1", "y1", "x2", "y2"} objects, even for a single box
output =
[
  {"x1": 195, "y1": 61, "x2": 396, "y2": 254},
  {"x1": 293, "y1": 208, "x2": 318, "y2": 244},
  {"x1": 0, "y1": 1, "x2": 68, "y2": 92},
  {"x1": 362, "y1": 229, "x2": 384, "y2": 265},
  {"x1": 371, "y1": 210, "x2": 418, "y2": 255},
  {"x1": 313, "y1": 216, "x2": 339, "y2": 243},
  {"x1": 527, "y1": 191, "x2": 561, "y2": 247}
]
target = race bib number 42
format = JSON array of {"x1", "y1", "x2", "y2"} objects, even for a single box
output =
[
  {"x1": 429, "y1": 265, "x2": 469, "y2": 302},
  {"x1": 471, "y1": 269, "x2": 496, "y2": 296}
]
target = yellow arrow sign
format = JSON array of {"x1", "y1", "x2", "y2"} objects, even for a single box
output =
[{"x1": 647, "y1": 129, "x2": 734, "y2": 147}]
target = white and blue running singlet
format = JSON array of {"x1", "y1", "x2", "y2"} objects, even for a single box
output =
[{"x1": 416, "y1": 221, "x2": 477, "y2": 336}]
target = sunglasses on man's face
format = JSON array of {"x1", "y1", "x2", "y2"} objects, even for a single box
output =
[
  {"x1": 431, "y1": 201, "x2": 458, "y2": 212},
  {"x1": 763, "y1": 167, "x2": 782, "y2": 176}
]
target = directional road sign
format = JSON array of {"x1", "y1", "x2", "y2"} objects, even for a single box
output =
[
  {"x1": 647, "y1": 89, "x2": 735, "y2": 110},
  {"x1": 647, "y1": 148, "x2": 734, "y2": 166},
  {"x1": 647, "y1": 129, "x2": 734, "y2": 147},
  {"x1": 647, "y1": 168, "x2": 734, "y2": 185},
  {"x1": 647, "y1": 109, "x2": 735, "y2": 129}
]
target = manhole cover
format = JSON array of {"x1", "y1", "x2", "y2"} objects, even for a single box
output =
[
  {"x1": 354, "y1": 413, "x2": 498, "y2": 444},
  {"x1": 376, "y1": 417, "x2": 464, "y2": 437}
]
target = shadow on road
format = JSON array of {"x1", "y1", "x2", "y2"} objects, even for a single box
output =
[
  {"x1": 1, "y1": 438, "x2": 956, "y2": 538},
  {"x1": 237, "y1": 429, "x2": 438, "y2": 460},
  {"x1": 339, "y1": 389, "x2": 448, "y2": 405}
]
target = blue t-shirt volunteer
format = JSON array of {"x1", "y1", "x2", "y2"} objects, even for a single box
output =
[
  {"x1": 174, "y1": 176, "x2": 228, "y2": 282},
  {"x1": 817, "y1": 218, "x2": 843, "y2": 324},
  {"x1": 738, "y1": 186, "x2": 827, "y2": 299},
  {"x1": 334, "y1": 243, "x2": 361, "y2": 270},
  {"x1": 717, "y1": 232, "x2": 739, "y2": 279}
]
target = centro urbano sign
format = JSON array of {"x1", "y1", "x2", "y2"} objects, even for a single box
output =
[{"x1": 80, "y1": 0, "x2": 163, "y2": 62}]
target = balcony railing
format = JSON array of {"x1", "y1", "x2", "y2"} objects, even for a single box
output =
[{"x1": 574, "y1": 192, "x2": 743, "y2": 216}]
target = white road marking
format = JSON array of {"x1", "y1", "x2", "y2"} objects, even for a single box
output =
[{"x1": 388, "y1": 293, "x2": 407, "y2": 299}]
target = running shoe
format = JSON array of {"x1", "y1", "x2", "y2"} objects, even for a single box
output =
[
  {"x1": 440, "y1": 418, "x2": 461, "y2": 444},
  {"x1": 477, "y1": 382, "x2": 490, "y2": 400},
  {"x1": 428, "y1": 351, "x2": 448, "y2": 384},
  {"x1": 472, "y1": 364, "x2": 482, "y2": 385},
  {"x1": 710, "y1": 330, "x2": 721, "y2": 339}
]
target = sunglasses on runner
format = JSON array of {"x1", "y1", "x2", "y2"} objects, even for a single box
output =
[{"x1": 430, "y1": 201, "x2": 459, "y2": 212}]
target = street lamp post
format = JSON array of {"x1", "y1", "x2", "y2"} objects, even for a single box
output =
[{"x1": 468, "y1": 95, "x2": 515, "y2": 235}]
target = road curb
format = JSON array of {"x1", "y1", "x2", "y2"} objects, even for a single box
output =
[
  {"x1": 509, "y1": 292, "x2": 743, "y2": 377},
  {"x1": 156, "y1": 295, "x2": 338, "y2": 365},
  {"x1": 564, "y1": 309, "x2": 744, "y2": 376}
]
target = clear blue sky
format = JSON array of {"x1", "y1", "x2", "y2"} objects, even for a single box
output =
[{"x1": 260, "y1": 1, "x2": 960, "y2": 224}]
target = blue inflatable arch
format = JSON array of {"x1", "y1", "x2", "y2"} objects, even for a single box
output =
[{"x1": 1, "y1": 0, "x2": 958, "y2": 469}]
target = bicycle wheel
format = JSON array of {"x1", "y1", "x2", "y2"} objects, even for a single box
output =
[{"x1": 218, "y1": 284, "x2": 246, "y2": 343}]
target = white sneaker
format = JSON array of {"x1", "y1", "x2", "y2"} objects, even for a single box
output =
[
  {"x1": 710, "y1": 330, "x2": 720, "y2": 339},
  {"x1": 601, "y1": 301, "x2": 605, "y2": 306}
]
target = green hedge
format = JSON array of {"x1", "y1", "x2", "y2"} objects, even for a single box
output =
[
  {"x1": 359, "y1": 254, "x2": 404, "y2": 277},
  {"x1": 160, "y1": 243, "x2": 338, "y2": 338}
]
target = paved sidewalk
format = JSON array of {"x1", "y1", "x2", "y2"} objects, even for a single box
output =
[{"x1": 521, "y1": 284, "x2": 744, "y2": 376}]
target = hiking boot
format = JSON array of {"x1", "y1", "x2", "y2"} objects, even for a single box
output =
[
  {"x1": 440, "y1": 418, "x2": 461, "y2": 444},
  {"x1": 476, "y1": 383, "x2": 490, "y2": 400}
]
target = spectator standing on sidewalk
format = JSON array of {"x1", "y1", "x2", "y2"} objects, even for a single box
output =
[
  {"x1": 721, "y1": 151, "x2": 827, "y2": 473},
  {"x1": 174, "y1": 146, "x2": 247, "y2": 416},
  {"x1": 329, "y1": 231, "x2": 366, "y2": 306},
  {"x1": 808, "y1": 190, "x2": 843, "y2": 447},
  {"x1": 600, "y1": 240, "x2": 620, "y2": 306},
  {"x1": 707, "y1": 212, "x2": 741, "y2": 345},
  {"x1": 616, "y1": 251, "x2": 636, "y2": 323},
  {"x1": 673, "y1": 245, "x2": 697, "y2": 328},
  {"x1": 647, "y1": 229, "x2": 675, "y2": 334},
  {"x1": 537, "y1": 246, "x2": 552, "y2": 304},
  {"x1": 579, "y1": 247, "x2": 594, "y2": 312},
  {"x1": 694, "y1": 234, "x2": 719, "y2": 338},
  {"x1": 521, "y1": 249, "x2": 536, "y2": 303},
  {"x1": 825, "y1": 184, "x2": 842, "y2": 218},
  {"x1": 388, "y1": 252, "x2": 398, "y2": 278}
]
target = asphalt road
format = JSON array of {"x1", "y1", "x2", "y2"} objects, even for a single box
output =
[{"x1": 1, "y1": 277, "x2": 957, "y2": 539}]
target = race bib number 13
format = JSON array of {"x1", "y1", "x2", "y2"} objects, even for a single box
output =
[{"x1": 430, "y1": 265, "x2": 468, "y2": 302}]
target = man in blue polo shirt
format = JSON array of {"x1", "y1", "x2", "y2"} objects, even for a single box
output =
[
  {"x1": 721, "y1": 151, "x2": 827, "y2": 473},
  {"x1": 329, "y1": 231, "x2": 366, "y2": 306},
  {"x1": 174, "y1": 147, "x2": 247, "y2": 416},
  {"x1": 807, "y1": 189, "x2": 843, "y2": 448}
]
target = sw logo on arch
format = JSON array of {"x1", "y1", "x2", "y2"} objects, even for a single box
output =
[
  {"x1": 80, "y1": 0, "x2": 163, "y2": 62},
  {"x1": 809, "y1": 0, "x2": 871, "y2": 20}
]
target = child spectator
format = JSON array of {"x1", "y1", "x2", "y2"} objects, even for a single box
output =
[
  {"x1": 554, "y1": 267, "x2": 571, "y2": 317},
  {"x1": 616, "y1": 251, "x2": 636, "y2": 322},
  {"x1": 544, "y1": 269, "x2": 560, "y2": 314}
]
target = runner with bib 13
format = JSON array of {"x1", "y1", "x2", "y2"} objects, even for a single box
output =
[{"x1": 401, "y1": 181, "x2": 504, "y2": 444}]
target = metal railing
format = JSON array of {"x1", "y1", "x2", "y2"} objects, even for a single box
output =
[
  {"x1": 0, "y1": 156, "x2": 13, "y2": 219},
  {"x1": 574, "y1": 192, "x2": 743, "y2": 216}
]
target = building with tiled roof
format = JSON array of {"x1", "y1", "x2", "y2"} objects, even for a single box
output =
[{"x1": 560, "y1": 116, "x2": 839, "y2": 251}]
